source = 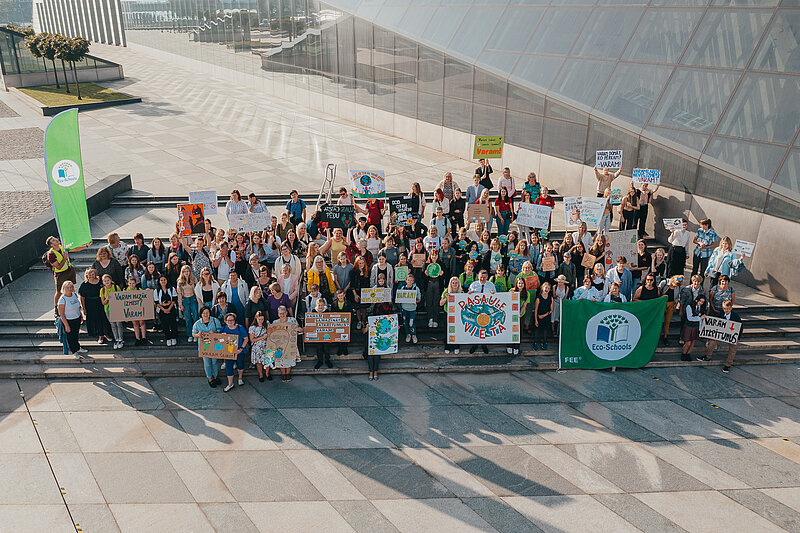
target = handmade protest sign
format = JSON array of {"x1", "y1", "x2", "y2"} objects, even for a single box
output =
[
  {"x1": 368, "y1": 314, "x2": 398, "y2": 355},
  {"x1": 733, "y1": 239, "x2": 755, "y2": 257},
  {"x1": 411, "y1": 253, "x2": 426, "y2": 269},
  {"x1": 610, "y1": 188, "x2": 622, "y2": 205},
  {"x1": 394, "y1": 265, "x2": 409, "y2": 282},
  {"x1": 581, "y1": 253, "x2": 597, "y2": 269},
  {"x1": 188, "y1": 190, "x2": 218, "y2": 216},
  {"x1": 198, "y1": 332, "x2": 239, "y2": 360},
  {"x1": 467, "y1": 203, "x2": 491, "y2": 225},
  {"x1": 426, "y1": 262, "x2": 442, "y2": 278},
  {"x1": 265, "y1": 323, "x2": 299, "y2": 362},
  {"x1": 304, "y1": 313, "x2": 351, "y2": 342},
  {"x1": 319, "y1": 204, "x2": 355, "y2": 231},
  {"x1": 395, "y1": 289, "x2": 417, "y2": 304},
  {"x1": 605, "y1": 230, "x2": 638, "y2": 268},
  {"x1": 632, "y1": 168, "x2": 661, "y2": 185},
  {"x1": 516, "y1": 203, "x2": 551, "y2": 229},
  {"x1": 580, "y1": 197, "x2": 607, "y2": 228},
  {"x1": 361, "y1": 287, "x2": 392, "y2": 304},
  {"x1": 349, "y1": 170, "x2": 386, "y2": 198},
  {"x1": 662, "y1": 218, "x2": 683, "y2": 231},
  {"x1": 177, "y1": 203, "x2": 205, "y2": 236},
  {"x1": 108, "y1": 290, "x2": 154, "y2": 322},
  {"x1": 541, "y1": 256, "x2": 557, "y2": 272},
  {"x1": 596, "y1": 150, "x2": 622, "y2": 169},
  {"x1": 563, "y1": 197, "x2": 583, "y2": 230},
  {"x1": 448, "y1": 292, "x2": 519, "y2": 344},
  {"x1": 523, "y1": 275, "x2": 539, "y2": 292},
  {"x1": 228, "y1": 212, "x2": 270, "y2": 232},
  {"x1": 388, "y1": 196, "x2": 415, "y2": 226},
  {"x1": 700, "y1": 316, "x2": 742, "y2": 344},
  {"x1": 473, "y1": 135, "x2": 504, "y2": 159}
]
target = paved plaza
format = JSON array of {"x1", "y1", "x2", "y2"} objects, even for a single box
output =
[{"x1": 2, "y1": 365, "x2": 800, "y2": 532}]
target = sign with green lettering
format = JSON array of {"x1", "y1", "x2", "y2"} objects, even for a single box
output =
[{"x1": 473, "y1": 136, "x2": 504, "y2": 159}]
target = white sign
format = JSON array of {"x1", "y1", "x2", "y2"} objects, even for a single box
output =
[
  {"x1": 733, "y1": 239, "x2": 755, "y2": 257},
  {"x1": 700, "y1": 316, "x2": 741, "y2": 344},
  {"x1": 596, "y1": 150, "x2": 622, "y2": 169},
  {"x1": 189, "y1": 190, "x2": 218, "y2": 216},
  {"x1": 564, "y1": 197, "x2": 583, "y2": 230},
  {"x1": 632, "y1": 168, "x2": 661, "y2": 185},
  {"x1": 395, "y1": 289, "x2": 417, "y2": 305},
  {"x1": 516, "y1": 203, "x2": 551, "y2": 229},
  {"x1": 580, "y1": 197, "x2": 607, "y2": 228},
  {"x1": 447, "y1": 292, "x2": 519, "y2": 345},
  {"x1": 605, "y1": 229, "x2": 638, "y2": 268},
  {"x1": 349, "y1": 170, "x2": 386, "y2": 198},
  {"x1": 228, "y1": 212, "x2": 270, "y2": 232},
  {"x1": 662, "y1": 218, "x2": 683, "y2": 231},
  {"x1": 360, "y1": 287, "x2": 392, "y2": 304}
]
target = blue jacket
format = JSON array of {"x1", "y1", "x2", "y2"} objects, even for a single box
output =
[
  {"x1": 465, "y1": 184, "x2": 485, "y2": 205},
  {"x1": 704, "y1": 248, "x2": 742, "y2": 277}
]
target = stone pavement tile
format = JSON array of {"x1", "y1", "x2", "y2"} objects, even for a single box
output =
[
  {"x1": 510, "y1": 372, "x2": 590, "y2": 403},
  {"x1": 19, "y1": 379, "x2": 61, "y2": 411},
  {"x1": 280, "y1": 407, "x2": 393, "y2": 449},
  {"x1": 203, "y1": 450, "x2": 323, "y2": 502},
  {"x1": 0, "y1": 412, "x2": 42, "y2": 452},
  {"x1": 374, "y1": 498, "x2": 497, "y2": 533},
  {"x1": 49, "y1": 453, "x2": 105, "y2": 504},
  {"x1": 138, "y1": 409, "x2": 198, "y2": 451},
  {"x1": 671, "y1": 398, "x2": 778, "y2": 438},
  {"x1": 415, "y1": 374, "x2": 488, "y2": 405},
  {"x1": 387, "y1": 405, "x2": 515, "y2": 448},
  {"x1": 65, "y1": 411, "x2": 159, "y2": 452},
  {"x1": 323, "y1": 448, "x2": 453, "y2": 500},
  {"x1": 723, "y1": 489, "x2": 800, "y2": 532},
  {"x1": 570, "y1": 401, "x2": 665, "y2": 442},
  {"x1": 284, "y1": 450, "x2": 365, "y2": 501},
  {"x1": 114, "y1": 378, "x2": 166, "y2": 410},
  {"x1": 0, "y1": 380, "x2": 24, "y2": 412},
  {"x1": 520, "y1": 445, "x2": 623, "y2": 494},
  {"x1": 246, "y1": 408, "x2": 314, "y2": 449},
  {"x1": 32, "y1": 411, "x2": 81, "y2": 453},
  {"x1": 0, "y1": 505, "x2": 74, "y2": 533},
  {"x1": 601, "y1": 400, "x2": 742, "y2": 441},
  {"x1": 49, "y1": 380, "x2": 135, "y2": 411},
  {"x1": 172, "y1": 409, "x2": 277, "y2": 451},
  {"x1": 351, "y1": 374, "x2": 452, "y2": 407},
  {"x1": 441, "y1": 445, "x2": 582, "y2": 497},
  {"x1": 351, "y1": 407, "x2": 426, "y2": 448},
  {"x1": 445, "y1": 373, "x2": 557, "y2": 405},
  {"x1": 677, "y1": 439, "x2": 800, "y2": 488},
  {"x1": 0, "y1": 454, "x2": 63, "y2": 503},
  {"x1": 402, "y1": 447, "x2": 496, "y2": 498},
  {"x1": 752, "y1": 437, "x2": 800, "y2": 463},
  {"x1": 638, "y1": 441, "x2": 748, "y2": 489},
  {"x1": 68, "y1": 504, "x2": 122, "y2": 533},
  {"x1": 559, "y1": 443, "x2": 709, "y2": 493},
  {"x1": 257, "y1": 377, "x2": 350, "y2": 408},
  {"x1": 461, "y1": 497, "x2": 542, "y2": 533},
  {"x1": 461, "y1": 404, "x2": 549, "y2": 445},
  {"x1": 85, "y1": 452, "x2": 193, "y2": 503},
  {"x1": 739, "y1": 365, "x2": 800, "y2": 394},
  {"x1": 329, "y1": 500, "x2": 400, "y2": 533},
  {"x1": 550, "y1": 369, "x2": 671, "y2": 402},
  {"x1": 166, "y1": 451, "x2": 235, "y2": 503},
  {"x1": 613, "y1": 369, "x2": 698, "y2": 399},
  {"x1": 109, "y1": 504, "x2": 215, "y2": 533},
  {"x1": 241, "y1": 501, "x2": 356, "y2": 533},
  {"x1": 720, "y1": 366, "x2": 799, "y2": 398},
  {"x1": 225, "y1": 383, "x2": 274, "y2": 409},
  {"x1": 496, "y1": 403, "x2": 626, "y2": 444},
  {"x1": 592, "y1": 494, "x2": 687, "y2": 533},
  {"x1": 778, "y1": 396, "x2": 800, "y2": 409},
  {"x1": 199, "y1": 503, "x2": 259, "y2": 533},
  {"x1": 149, "y1": 377, "x2": 240, "y2": 410},
  {"x1": 710, "y1": 397, "x2": 800, "y2": 438},
  {"x1": 634, "y1": 491, "x2": 785, "y2": 533},
  {"x1": 649, "y1": 367, "x2": 767, "y2": 399},
  {"x1": 317, "y1": 376, "x2": 382, "y2": 408},
  {"x1": 503, "y1": 495, "x2": 641, "y2": 533}
]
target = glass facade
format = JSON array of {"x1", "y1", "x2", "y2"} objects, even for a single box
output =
[{"x1": 121, "y1": 0, "x2": 800, "y2": 223}]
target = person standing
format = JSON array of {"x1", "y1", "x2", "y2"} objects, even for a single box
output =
[
  {"x1": 698, "y1": 300, "x2": 741, "y2": 373},
  {"x1": 177, "y1": 265, "x2": 199, "y2": 343},
  {"x1": 476, "y1": 159, "x2": 493, "y2": 190},
  {"x1": 436, "y1": 172, "x2": 460, "y2": 201},
  {"x1": 127, "y1": 233, "x2": 150, "y2": 264},
  {"x1": 667, "y1": 219, "x2": 690, "y2": 277},
  {"x1": 522, "y1": 172, "x2": 541, "y2": 199},
  {"x1": 155, "y1": 275, "x2": 179, "y2": 346},
  {"x1": 533, "y1": 282, "x2": 553, "y2": 351},
  {"x1": 248, "y1": 193, "x2": 268, "y2": 214},
  {"x1": 100, "y1": 274, "x2": 124, "y2": 349},
  {"x1": 594, "y1": 165, "x2": 622, "y2": 197},
  {"x1": 78, "y1": 268, "x2": 112, "y2": 345},
  {"x1": 193, "y1": 306, "x2": 223, "y2": 387},
  {"x1": 704, "y1": 237, "x2": 744, "y2": 288},
  {"x1": 465, "y1": 174, "x2": 485, "y2": 205},
  {"x1": 225, "y1": 190, "x2": 248, "y2": 222},
  {"x1": 637, "y1": 183, "x2": 658, "y2": 238},
  {"x1": 692, "y1": 218, "x2": 719, "y2": 280},
  {"x1": 680, "y1": 295, "x2": 706, "y2": 361},
  {"x1": 221, "y1": 312, "x2": 249, "y2": 391},
  {"x1": 399, "y1": 273, "x2": 422, "y2": 344},
  {"x1": 467, "y1": 270, "x2": 496, "y2": 354},
  {"x1": 619, "y1": 186, "x2": 640, "y2": 231},
  {"x1": 46, "y1": 236, "x2": 77, "y2": 315},
  {"x1": 285, "y1": 190, "x2": 307, "y2": 226},
  {"x1": 248, "y1": 311, "x2": 272, "y2": 382},
  {"x1": 57, "y1": 281, "x2": 88, "y2": 359}
]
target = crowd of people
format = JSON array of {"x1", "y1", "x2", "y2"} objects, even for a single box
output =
[{"x1": 48, "y1": 160, "x2": 748, "y2": 388}]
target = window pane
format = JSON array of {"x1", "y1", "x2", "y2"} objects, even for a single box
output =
[
  {"x1": 585, "y1": 119, "x2": 639, "y2": 171},
  {"x1": 637, "y1": 138, "x2": 699, "y2": 192},
  {"x1": 418, "y1": 93, "x2": 443, "y2": 126},
  {"x1": 374, "y1": 83, "x2": 394, "y2": 113},
  {"x1": 394, "y1": 35, "x2": 417, "y2": 78},
  {"x1": 622, "y1": 8, "x2": 704, "y2": 63},
  {"x1": 337, "y1": 16, "x2": 355, "y2": 79},
  {"x1": 373, "y1": 27, "x2": 394, "y2": 84},
  {"x1": 711, "y1": 0, "x2": 778, "y2": 5},
  {"x1": 510, "y1": 54, "x2": 564, "y2": 93},
  {"x1": 472, "y1": 103, "x2": 506, "y2": 137},
  {"x1": 396, "y1": 5, "x2": 437, "y2": 40},
  {"x1": 444, "y1": 97, "x2": 472, "y2": 134},
  {"x1": 448, "y1": 6, "x2": 505, "y2": 60},
  {"x1": 525, "y1": 7, "x2": 591, "y2": 55},
  {"x1": 418, "y1": 47, "x2": 444, "y2": 95},
  {"x1": 473, "y1": 69, "x2": 507, "y2": 108},
  {"x1": 546, "y1": 99, "x2": 588, "y2": 125},
  {"x1": 542, "y1": 118, "x2": 587, "y2": 163},
  {"x1": 643, "y1": 126, "x2": 710, "y2": 158},
  {"x1": 594, "y1": 62, "x2": 673, "y2": 129},
  {"x1": 507, "y1": 83, "x2": 545, "y2": 116},
  {"x1": 764, "y1": 193, "x2": 800, "y2": 223},
  {"x1": 421, "y1": 6, "x2": 470, "y2": 50},
  {"x1": 702, "y1": 137, "x2": 785, "y2": 188},
  {"x1": 694, "y1": 165, "x2": 768, "y2": 212},
  {"x1": 716, "y1": 73, "x2": 800, "y2": 145},
  {"x1": 394, "y1": 87, "x2": 417, "y2": 119},
  {"x1": 505, "y1": 111, "x2": 543, "y2": 153},
  {"x1": 649, "y1": 67, "x2": 741, "y2": 133},
  {"x1": 354, "y1": 18, "x2": 374, "y2": 82},
  {"x1": 571, "y1": 7, "x2": 644, "y2": 60},
  {"x1": 485, "y1": 6, "x2": 546, "y2": 52},
  {"x1": 681, "y1": 9, "x2": 772, "y2": 68},
  {"x1": 355, "y1": 79, "x2": 374, "y2": 107},
  {"x1": 475, "y1": 51, "x2": 521, "y2": 78},
  {"x1": 771, "y1": 148, "x2": 800, "y2": 201},
  {"x1": 444, "y1": 57, "x2": 474, "y2": 101},
  {"x1": 751, "y1": 10, "x2": 800, "y2": 74},
  {"x1": 549, "y1": 58, "x2": 615, "y2": 111}
]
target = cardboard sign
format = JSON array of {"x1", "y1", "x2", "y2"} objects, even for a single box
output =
[
  {"x1": 523, "y1": 275, "x2": 539, "y2": 292},
  {"x1": 368, "y1": 314, "x2": 398, "y2": 355},
  {"x1": 700, "y1": 316, "x2": 742, "y2": 344},
  {"x1": 563, "y1": 197, "x2": 605, "y2": 230},
  {"x1": 228, "y1": 212, "x2": 270, "y2": 233},
  {"x1": 394, "y1": 265, "x2": 409, "y2": 282},
  {"x1": 541, "y1": 256, "x2": 557, "y2": 272},
  {"x1": 596, "y1": 150, "x2": 622, "y2": 169},
  {"x1": 447, "y1": 292, "x2": 519, "y2": 344},
  {"x1": 581, "y1": 253, "x2": 597, "y2": 269},
  {"x1": 349, "y1": 170, "x2": 386, "y2": 198},
  {"x1": 319, "y1": 204, "x2": 355, "y2": 231},
  {"x1": 516, "y1": 203, "x2": 551, "y2": 229},
  {"x1": 177, "y1": 203, "x2": 205, "y2": 236},
  {"x1": 662, "y1": 218, "x2": 683, "y2": 231},
  {"x1": 304, "y1": 312, "x2": 351, "y2": 342},
  {"x1": 632, "y1": 168, "x2": 661, "y2": 185},
  {"x1": 108, "y1": 290, "x2": 155, "y2": 322},
  {"x1": 198, "y1": 332, "x2": 239, "y2": 360},
  {"x1": 473, "y1": 135, "x2": 504, "y2": 159},
  {"x1": 265, "y1": 322, "x2": 300, "y2": 362},
  {"x1": 605, "y1": 230, "x2": 638, "y2": 268},
  {"x1": 733, "y1": 239, "x2": 755, "y2": 257},
  {"x1": 188, "y1": 190, "x2": 218, "y2": 216},
  {"x1": 411, "y1": 253, "x2": 426, "y2": 269},
  {"x1": 389, "y1": 197, "x2": 415, "y2": 227},
  {"x1": 610, "y1": 188, "x2": 622, "y2": 205},
  {"x1": 360, "y1": 287, "x2": 392, "y2": 303},
  {"x1": 395, "y1": 289, "x2": 417, "y2": 304},
  {"x1": 467, "y1": 203, "x2": 491, "y2": 225}
]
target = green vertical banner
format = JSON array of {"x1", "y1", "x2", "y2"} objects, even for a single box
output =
[
  {"x1": 45, "y1": 109, "x2": 91, "y2": 250},
  {"x1": 559, "y1": 297, "x2": 667, "y2": 369}
]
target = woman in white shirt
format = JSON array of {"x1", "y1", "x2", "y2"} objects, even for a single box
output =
[
  {"x1": 498, "y1": 167, "x2": 516, "y2": 198},
  {"x1": 225, "y1": 189, "x2": 249, "y2": 221},
  {"x1": 667, "y1": 218, "x2": 690, "y2": 277}
]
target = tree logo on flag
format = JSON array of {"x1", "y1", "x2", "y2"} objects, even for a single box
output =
[
  {"x1": 585, "y1": 310, "x2": 641, "y2": 361},
  {"x1": 51, "y1": 159, "x2": 81, "y2": 187}
]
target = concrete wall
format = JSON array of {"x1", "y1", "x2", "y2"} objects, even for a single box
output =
[
  {"x1": 1, "y1": 64, "x2": 123, "y2": 88},
  {"x1": 33, "y1": 0, "x2": 126, "y2": 46}
]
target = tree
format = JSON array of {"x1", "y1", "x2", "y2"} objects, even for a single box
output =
[
  {"x1": 25, "y1": 32, "x2": 61, "y2": 88},
  {"x1": 56, "y1": 36, "x2": 90, "y2": 99},
  {"x1": 52, "y1": 34, "x2": 71, "y2": 94}
]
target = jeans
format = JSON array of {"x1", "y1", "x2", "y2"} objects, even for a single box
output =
[
  {"x1": 66, "y1": 317, "x2": 81, "y2": 353},
  {"x1": 692, "y1": 255, "x2": 710, "y2": 279},
  {"x1": 182, "y1": 297, "x2": 199, "y2": 338},
  {"x1": 486, "y1": 216, "x2": 494, "y2": 235},
  {"x1": 598, "y1": 213, "x2": 611, "y2": 235},
  {"x1": 367, "y1": 354, "x2": 380, "y2": 371},
  {"x1": 225, "y1": 350, "x2": 246, "y2": 376},
  {"x1": 495, "y1": 211, "x2": 511, "y2": 236},
  {"x1": 202, "y1": 357, "x2": 219, "y2": 379},
  {"x1": 161, "y1": 311, "x2": 178, "y2": 340},
  {"x1": 106, "y1": 311, "x2": 123, "y2": 342},
  {"x1": 637, "y1": 204, "x2": 649, "y2": 236},
  {"x1": 401, "y1": 309, "x2": 416, "y2": 336}
]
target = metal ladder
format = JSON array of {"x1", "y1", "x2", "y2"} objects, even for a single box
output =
[{"x1": 315, "y1": 163, "x2": 336, "y2": 212}]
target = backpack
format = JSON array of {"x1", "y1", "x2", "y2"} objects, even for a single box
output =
[{"x1": 42, "y1": 251, "x2": 55, "y2": 271}]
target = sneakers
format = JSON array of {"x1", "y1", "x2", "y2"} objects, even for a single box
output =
[
  {"x1": 722, "y1": 366, "x2": 731, "y2": 373},
  {"x1": 369, "y1": 376, "x2": 374, "y2": 381},
  {"x1": 542, "y1": 342, "x2": 548, "y2": 350},
  {"x1": 696, "y1": 356, "x2": 710, "y2": 362},
  {"x1": 237, "y1": 379, "x2": 244, "y2": 386},
  {"x1": 223, "y1": 384, "x2": 234, "y2": 392},
  {"x1": 187, "y1": 337, "x2": 193, "y2": 343},
  {"x1": 444, "y1": 349, "x2": 450, "y2": 354},
  {"x1": 77, "y1": 348, "x2": 88, "y2": 354},
  {"x1": 73, "y1": 353, "x2": 84, "y2": 360},
  {"x1": 428, "y1": 319, "x2": 434, "y2": 328},
  {"x1": 506, "y1": 347, "x2": 512, "y2": 354},
  {"x1": 208, "y1": 379, "x2": 216, "y2": 388},
  {"x1": 513, "y1": 348, "x2": 519, "y2": 355},
  {"x1": 113, "y1": 341, "x2": 121, "y2": 350},
  {"x1": 412, "y1": 335, "x2": 418, "y2": 344},
  {"x1": 532, "y1": 343, "x2": 538, "y2": 351},
  {"x1": 454, "y1": 349, "x2": 459, "y2": 354},
  {"x1": 406, "y1": 335, "x2": 411, "y2": 343},
  {"x1": 433, "y1": 321, "x2": 438, "y2": 328}
]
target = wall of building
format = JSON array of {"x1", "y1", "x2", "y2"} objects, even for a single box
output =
[
  {"x1": 1, "y1": 63, "x2": 122, "y2": 87},
  {"x1": 33, "y1": 0, "x2": 125, "y2": 45}
]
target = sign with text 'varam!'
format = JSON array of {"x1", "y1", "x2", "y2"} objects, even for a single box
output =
[
  {"x1": 108, "y1": 289, "x2": 155, "y2": 322},
  {"x1": 473, "y1": 136, "x2": 504, "y2": 159},
  {"x1": 700, "y1": 316, "x2": 742, "y2": 345},
  {"x1": 595, "y1": 150, "x2": 622, "y2": 169}
]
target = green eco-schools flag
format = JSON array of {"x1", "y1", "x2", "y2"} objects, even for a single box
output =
[
  {"x1": 45, "y1": 109, "x2": 91, "y2": 250},
  {"x1": 559, "y1": 297, "x2": 667, "y2": 369}
]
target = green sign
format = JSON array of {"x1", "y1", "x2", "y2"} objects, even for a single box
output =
[
  {"x1": 559, "y1": 297, "x2": 666, "y2": 369},
  {"x1": 473, "y1": 135, "x2": 504, "y2": 159},
  {"x1": 45, "y1": 109, "x2": 91, "y2": 250}
]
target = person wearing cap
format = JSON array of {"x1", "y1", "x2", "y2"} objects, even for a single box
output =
[{"x1": 285, "y1": 190, "x2": 307, "y2": 226}]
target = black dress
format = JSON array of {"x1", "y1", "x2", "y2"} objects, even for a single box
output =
[{"x1": 78, "y1": 280, "x2": 111, "y2": 337}]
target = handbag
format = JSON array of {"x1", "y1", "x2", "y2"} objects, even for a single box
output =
[{"x1": 480, "y1": 176, "x2": 493, "y2": 190}]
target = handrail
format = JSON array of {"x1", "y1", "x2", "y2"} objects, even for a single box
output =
[{"x1": 315, "y1": 163, "x2": 336, "y2": 212}]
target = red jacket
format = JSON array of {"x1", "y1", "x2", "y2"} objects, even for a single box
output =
[{"x1": 534, "y1": 196, "x2": 555, "y2": 209}]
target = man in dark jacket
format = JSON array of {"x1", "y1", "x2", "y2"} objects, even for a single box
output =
[{"x1": 697, "y1": 299, "x2": 741, "y2": 373}]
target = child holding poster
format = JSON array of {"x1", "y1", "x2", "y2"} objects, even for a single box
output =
[
  {"x1": 125, "y1": 276, "x2": 149, "y2": 346},
  {"x1": 510, "y1": 277, "x2": 530, "y2": 355},
  {"x1": 332, "y1": 290, "x2": 352, "y2": 356},
  {"x1": 100, "y1": 274, "x2": 124, "y2": 350},
  {"x1": 310, "y1": 298, "x2": 333, "y2": 369},
  {"x1": 399, "y1": 274, "x2": 422, "y2": 344},
  {"x1": 440, "y1": 277, "x2": 462, "y2": 354},
  {"x1": 533, "y1": 282, "x2": 554, "y2": 350},
  {"x1": 362, "y1": 273, "x2": 394, "y2": 380}
]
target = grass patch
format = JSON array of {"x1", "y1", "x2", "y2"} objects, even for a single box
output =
[{"x1": 18, "y1": 83, "x2": 133, "y2": 107}]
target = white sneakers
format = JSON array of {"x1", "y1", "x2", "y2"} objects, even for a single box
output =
[
  {"x1": 428, "y1": 319, "x2": 434, "y2": 328},
  {"x1": 166, "y1": 339, "x2": 177, "y2": 346},
  {"x1": 428, "y1": 319, "x2": 439, "y2": 328},
  {"x1": 445, "y1": 349, "x2": 450, "y2": 354},
  {"x1": 77, "y1": 348, "x2": 88, "y2": 354},
  {"x1": 507, "y1": 347, "x2": 513, "y2": 354},
  {"x1": 406, "y1": 335, "x2": 411, "y2": 343},
  {"x1": 454, "y1": 349, "x2": 460, "y2": 354},
  {"x1": 187, "y1": 337, "x2": 193, "y2": 343},
  {"x1": 513, "y1": 348, "x2": 519, "y2": 355},
  {"x1": 113, "y1": 341, "x2": 123, "y2": 350},
  {"x1": 412, "y1": 335, "x2": 418, "y2": 344},
  {"x1": 223, "y1": 384, "x2": 234, "y2": 392},
  {"x1": 433, "y1": 321, "x2": 438, "y2": 328},
  {"x1": 237, "y1": 379, "x2": 244, "y2": 386}
]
